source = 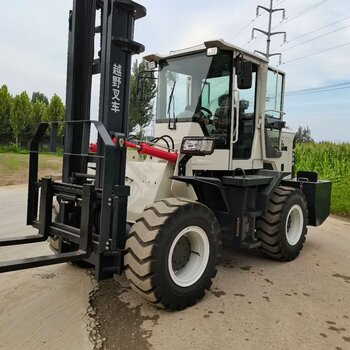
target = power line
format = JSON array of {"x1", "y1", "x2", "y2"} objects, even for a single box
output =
[
  {"x1": 244, "y1": 34, "x2": 263, "y2": 48},
  {"x1": 286, "y1": 82, "x2": 350, "y2": 95},
  {"x1": 286, "y1": 85, "x2": 350, "y2": 96},
  {"x1": 243, "y1": 1, "x2": 281, "y2": 48},
  {"x1": 233, "y1": 14, "x2": 262, "y2": 39},
  {"x1": 246, "y1": 0, "x2": 331, "y2": 50},
  {"x1": 286, "y1": 16, "x2": 350, "y2": 43},
  {"x1": 252, "y1": 0, "x2": 286, "y2": 61},
  {"x1": 273, "y1": 0, "x2": 329, "y2": 29},
  {"x1": 287, "y1": 0, "x2": 328, "y2": 20},
  {"x1": 233, "y1": 2, "x2": 270, "y2": 40},
  {"x1": 271, "y1": 16, "x2": 350, "y2": 50},
  {"x1": 279, "y1": 42, "x2": 350, "y2": 65},
  {"x1": 245, "y1": 0, "x2": 287, "y2": 49},
  {"x1": 279, "y1": 24, "x2": 350, "y2": 52}
]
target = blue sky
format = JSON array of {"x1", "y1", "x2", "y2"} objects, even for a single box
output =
[{"x1": 0, "y1": 0, "x2": 349, "y2": 142}]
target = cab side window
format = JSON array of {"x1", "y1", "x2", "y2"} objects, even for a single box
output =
[
  {"x1": 201, "y1": 72, "x2": 231, "y2": 149},
  {"x1": 265, "y1": 70, "x2": 285, "y2": 153},
  {"x1": 233, "y1": 65, "x2": 258, "y2": 159}
]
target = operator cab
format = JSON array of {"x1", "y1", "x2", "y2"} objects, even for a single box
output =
[{"x1": 144, "y1": 39, "x2": 289, "y2": 172}]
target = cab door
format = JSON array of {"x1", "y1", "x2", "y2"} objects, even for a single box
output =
[{"x1": 230, "y1": 57, "x2": 259, "y2": 169}]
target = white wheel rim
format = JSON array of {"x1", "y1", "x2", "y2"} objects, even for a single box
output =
[
  {"x1": 285, "y1": 204, "x2": 304, "y2": 246},
  {"x1": 168, "y1": 226, "x2": 210, "y2": 287}
]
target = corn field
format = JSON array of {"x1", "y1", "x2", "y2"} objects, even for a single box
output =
[{"x1": 294, "y1": 142, "x2": 350, "y2": 217}]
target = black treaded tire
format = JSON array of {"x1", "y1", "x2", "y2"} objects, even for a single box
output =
[
  {"x1": 124, "y1": 198, "x2": 222, "y2": 310},
  {"x1": 256, "y1": 186, "x2": 308, "y2": 261}
]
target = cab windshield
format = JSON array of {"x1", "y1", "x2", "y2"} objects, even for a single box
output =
[{"x1": 156, "y1": 51, "x2": 232, "y2": 148}]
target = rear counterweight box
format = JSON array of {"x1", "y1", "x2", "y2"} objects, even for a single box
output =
[{"x1": 282, "y1": 179, "x2": 332, "y2": 226}]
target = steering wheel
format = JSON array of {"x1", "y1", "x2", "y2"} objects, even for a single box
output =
[
  {"x1": 193, "y1": 106, "x2": 213, "y2": 125},
  {"x1": 191, "y1": 106, "x2": 214, "y2": 129},
  {"x1": 198, "y1": 106, "x2": 212, "y2": 118}
]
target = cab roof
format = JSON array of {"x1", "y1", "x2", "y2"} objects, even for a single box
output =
[{"x1": 144, "y1": 39, "x2": 269, "y2": 64}]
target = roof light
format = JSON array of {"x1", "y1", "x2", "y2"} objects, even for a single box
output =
[
  {"x1": 207, "y1": 47, "x2": 218, "y2": 57},
  {"x1": 147, "y1": 61, "x2": 157, "y2": 70}
]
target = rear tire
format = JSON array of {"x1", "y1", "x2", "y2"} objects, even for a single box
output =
[
  {"x1": 256, "y1": 186, "x2": 308, "y2": 261},
  {"x1": 124, "y1": 198, "x2": 221, "y2": 310}
]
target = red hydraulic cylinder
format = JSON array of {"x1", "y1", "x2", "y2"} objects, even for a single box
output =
[
  {"x1": 125, "y1": 141, "x2": 178, "y2": 163},
  {"x1": 125, "y1": 140, "x2": 138, "y2": 149},
  {"x1": 89, "y1": 140, "x2": 178, "y2": 163}
]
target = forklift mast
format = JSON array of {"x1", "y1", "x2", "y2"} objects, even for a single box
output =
[{"x1": 0, "y1": 0, "x2": 146, "y2": 280}]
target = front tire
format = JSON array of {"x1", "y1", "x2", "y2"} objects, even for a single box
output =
[
  {"x1": 256, "y1": 186, "x2": 308, "y2": 261},
  {"x1": 124, "y1": 198, "x2": 221, "y2": 310}
]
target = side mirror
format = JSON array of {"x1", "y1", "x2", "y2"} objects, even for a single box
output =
[{"x1": 236, "y1": 58, "x2": 253, "y2": 90}]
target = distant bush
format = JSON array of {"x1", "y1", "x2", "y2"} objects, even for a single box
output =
[
  {"x1": 0, "y1": 145, "x2": 28, "y2": 154},
  {"x1": 0, "y1": 144, "x2": 63, "y2": 156}
]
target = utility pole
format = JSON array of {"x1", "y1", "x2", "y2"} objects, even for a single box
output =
[{"x1": 252, "y1": 0, "x2": 286, "y2": 63}]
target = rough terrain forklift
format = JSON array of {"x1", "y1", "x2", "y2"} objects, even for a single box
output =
[{"x1": 0, "y1": 0, "x2": 331, "y2": 310}]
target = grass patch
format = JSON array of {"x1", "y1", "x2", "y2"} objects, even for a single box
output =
[
  {"x1": 0, "y1": 153, "x2": 62, "y2": 186},
  {"x1": 0, "y1": 145, "x2": 28, "y2": 154},
  {"x1": 0, "y1": 145, "x2": 63, "y2": 155},
  {"x1": 295, "y1": 142, "x2": 350, "y2": 217},
  {"x1": 2, "y1": 154, "x2": 23, "y2": 171}
]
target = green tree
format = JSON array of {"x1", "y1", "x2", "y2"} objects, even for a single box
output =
[
  {"x1": 295, "y1": 126, "x2": 314, "y2": 144},
  {"x1": 21, "y1": 99, "x2": 47, "y2": 148},
  {"x1": 32, "y1": 91, "x2": 49, "y2": 106},
  {"x1": 45, "y1": 94, "x2": 65, "y2": 142},
  {"x1": 32, "y1": 100, "x2": 47, "y2": 127},
  {"x1": 45, "y1": 94, "x2": 65, "y2": 122},
  {"x1": 0, "y1": 85, "x2": 13, "y2": 144},
  {"x1": 128, "y1": 61, "x2": 157, "y2": 134},
  {"x1": 10, "y1": 91, "x2": 33, "y2": 146}
]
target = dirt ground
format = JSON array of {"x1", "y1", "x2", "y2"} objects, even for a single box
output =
[
  {"x1": 0, "y1": 185, "x2": 93, "y2": 350},
  {"x1": 0, "y1": 185, "x2": 349, "y2": 350},
  {"x1": 90, "y1": 217, "x2": 350, "y2": 350},
  {"x1": 0, "y1": 153, "x2": 62, "y2": 186}
]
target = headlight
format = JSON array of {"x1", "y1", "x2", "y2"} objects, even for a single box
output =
[{"x1": 181, "y1": 137, "x2": 215, "y2": 156}]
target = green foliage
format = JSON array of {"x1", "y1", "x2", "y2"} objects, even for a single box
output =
[
  {"x1": 32, "y1": 100, "x2": 47, "y2": 126},
  {"x1": 1, "y1": 85, "x2": 65, "y2": 148},
  {"x1": 128, "y1": 61, "x2": 157, "y2": 133},
  {"x1": 45, "y1": 94, "x2": 65, "y2": 139},
  {"x1": 46, "y1": 94, "x2": 65, "y2": 122},
  {"x1": 0, "y1": 145, "x2": 28, "y2": 154},
  {"x1": 295, "y1": 125, "x2": 314, "y2": 144},
  {"x1": 32, "y1": 91, "x2": 49, "y2": 106},
  {"x1": 294, "y1": 142, "x2": 350, "y2": 216},
  {"x1": 0, "y1": 85, "x2": 14, "y2": 144},
  {"x1": 21, "y1": 99, "x2": 48, "y2": 148},
  {"x1": 10, "y1": 91, "x2": 33, "y2": 146}
]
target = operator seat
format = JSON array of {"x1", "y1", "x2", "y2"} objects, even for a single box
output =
[
  {"x1": 214, "y1": 94, "x2": 231, "y2": 148},
  {"x1": 233, "y1": 100, "x2": 255, "y2": 159},
  {"x1": 214, "y1": 94, "x2": 230, "y2": 130}
]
